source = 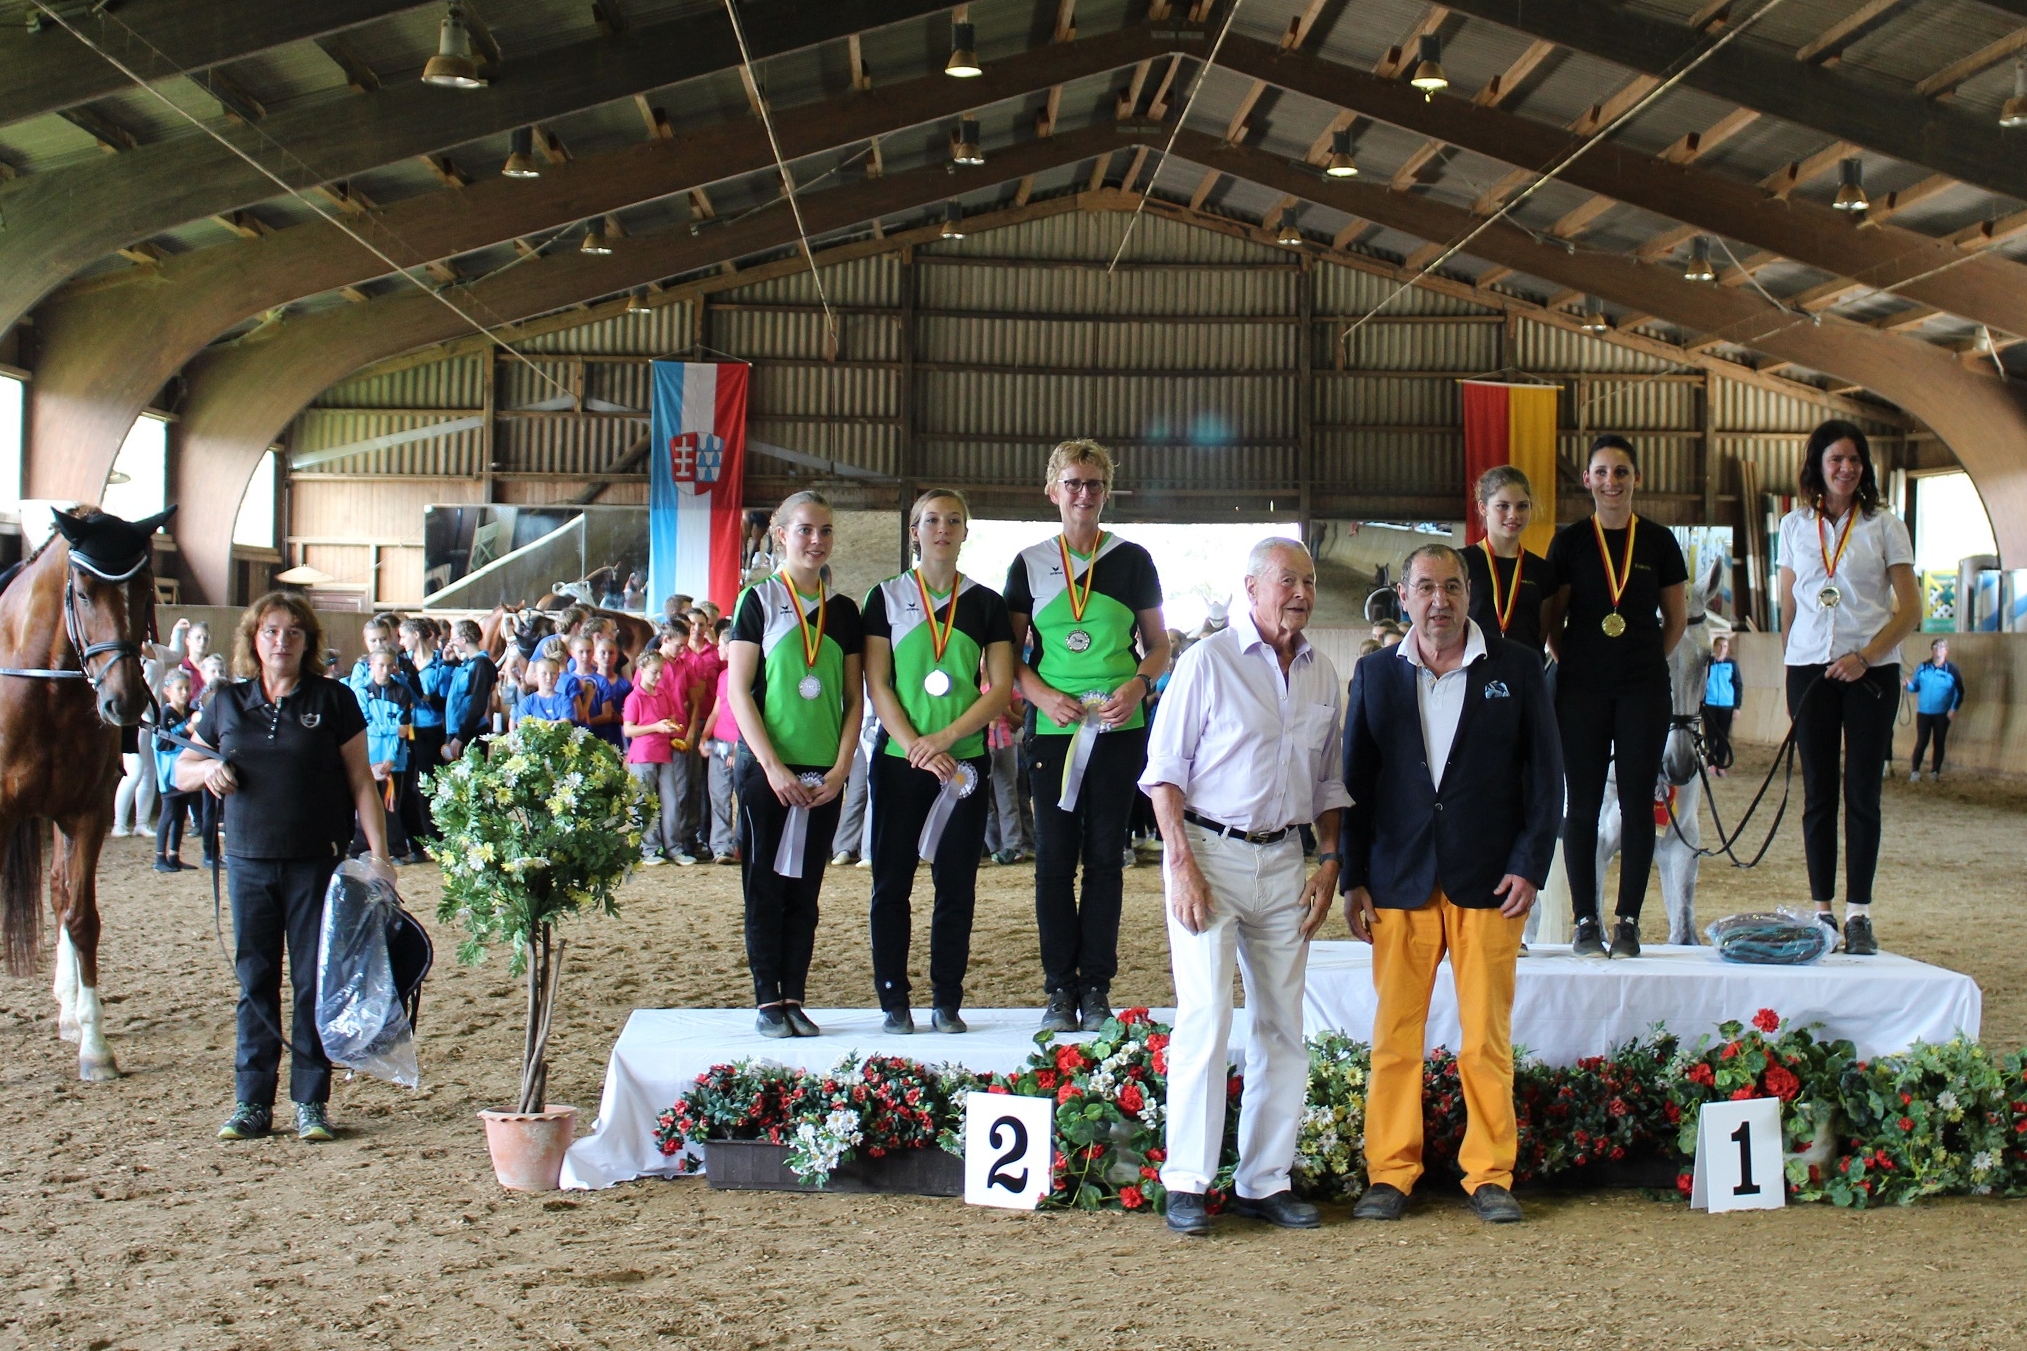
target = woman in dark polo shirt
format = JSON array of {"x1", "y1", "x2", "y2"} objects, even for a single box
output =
[{"x1": 177, "y1": 591, "x2": 394, "y2": 1143}]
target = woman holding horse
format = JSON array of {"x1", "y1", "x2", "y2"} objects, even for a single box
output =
[
  {"x1": 1544, "y1": 434, "x2": 1689, "y2": 959},
  {"x1": 1464, "y1": 465, "x2": 1553, "y2": 656},
  {"x1": 177, "y1": 592, "x2": 394, "y2": 1141},
  {"x1": 1777, "y1": 420, "x2": 1918, "y2": 957}
]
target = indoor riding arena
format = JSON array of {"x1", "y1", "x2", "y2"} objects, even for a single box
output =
[{"x1": 4, "y1": 1, "x2": 2027, "y2": 1348}]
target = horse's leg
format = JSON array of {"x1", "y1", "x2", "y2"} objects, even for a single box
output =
[
  {"x1": 1663, "y1": 780, "x2": 1702, "y2": 946},
  {"x1": 1595, "y1": 761, "x2": 1622, "y2": 893},
  {"x1": 55, "y1": 818, "x2": 119, "y2": 1081},
  {"x1": 54, "y1": 920, "x2": 81, "y2": 1042}
]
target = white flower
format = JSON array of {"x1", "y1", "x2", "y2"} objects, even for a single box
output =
[
  {"x1": 1972, "y1": 1150, "x2": 1997, "y2": 1173},
  {"x1": 1936, "y1": 1089, "x2": 1960, "y2": 1113}
]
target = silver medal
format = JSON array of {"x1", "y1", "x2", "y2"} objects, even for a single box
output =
[
  {"x1": 796, "y1": 673, "x2": 822, "y2": 700},
  {"x1": 923, "y1": 669, "x2": 952, "y2": 697},
  {"x1": 1818, "y1": 584, "x2": 1843, "y2": 610},
  {"x1": 1065, "y1": 628, "x2": 1092, "y2": 653}
]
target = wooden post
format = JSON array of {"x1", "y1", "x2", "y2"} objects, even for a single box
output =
[
  {"x1": 1296, "y1": 254, "x2": 1314, "y2": 539},
  {"x1": 1699, "y1": 368, "x2": 1717, "y2": 525},
  {"x1": 898, "y1": 243, "x2": 917, "y2": 573},
  {"x1": 481, "y1": 351, "x2": 497, "y2": 504}
]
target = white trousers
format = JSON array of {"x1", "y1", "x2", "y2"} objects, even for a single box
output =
[{"x1": 1160, "y1": 822, "x2": 1310, "y2": 1199}]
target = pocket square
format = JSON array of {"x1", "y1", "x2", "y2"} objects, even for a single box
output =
[{"x1": 1483, "y1": 680, "x2": 1510, "y2": 699}]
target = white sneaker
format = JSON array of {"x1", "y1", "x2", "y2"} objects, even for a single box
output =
[
  {"x1": 671, "y1": 852, "x2": 697, "y2": 866},
  {"x1": 1909, "y1": 771, "x2": 1921, "y2": 783},
  {"x1": 639, "y1": 854, "x2": 666, "y2": 867},
  {"x1": 110, "y1": 827, "x2": 132, "y2": 838},
  {"x1": 831, "y1": 851, "x2": 856, "y2": 866}
]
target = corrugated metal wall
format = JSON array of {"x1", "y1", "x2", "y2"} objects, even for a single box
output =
[{"x1": 283, "y1": 209, "x2": 1924, "y2": 603}]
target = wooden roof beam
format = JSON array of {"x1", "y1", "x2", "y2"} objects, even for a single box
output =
[
  {"x1": 315, "y1": 37, "x2": 381, "y2": 94},
  {"x1": 1373, "y1": 6, "x2": 1450, "y2": 79},
  {"x1": 634, "y1": 94, "x2": 674, "y2": 140},
  {"x1": 1913, "y1": 26, "x2": 2027, "y2": 99},
  {"x1": 199, "y1": 68, "x2": 267, "y2": 124},
  {"x1": 1795, "y1": 0, "x2": 1916, "y2": 65},
  {"x1": 1658, "y1": 107, "x2": 1759, "y2": 165},
  {"x1": 1760, "y1": 140, "x2": 1859, "y2": 200},
  {"x1": 58, "y1": 105, "x2": 138, "y2": 153},
  {"x1": 1475, "y1": 38, "x2": 1556, "y2": 109},
  {"x1": 1866, "y1": 172, "x2": 1956, "y2": 224}
]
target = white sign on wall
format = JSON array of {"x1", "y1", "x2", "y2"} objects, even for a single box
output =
[
  {"x1": 1689, "y1": 1097, "x2": 1785, "y2": 1213},
  {"x1": 962, "y1": 1091, "x2": 1053, "y2": 1211}
]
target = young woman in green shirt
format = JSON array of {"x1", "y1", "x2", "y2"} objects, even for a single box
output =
[
  {"x1": 862, "y1": 489, "x2": 1015, "y2": 1034},
  {"x1": 726, "y1": 491, "x2": 864, "y2": 1038}
]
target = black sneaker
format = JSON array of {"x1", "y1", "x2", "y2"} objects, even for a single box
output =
[
  {"x1": 153, "y1": 858, "x2": 178, "y2": 874},
  {"x1": 881, "y1": 1008, "x2": 915, "y2": 1035},
  {"x1": 296, "y1": 1102, "x2": 336, "y2": 1142},
  {"x1": 1351, "y1": 1182, "x2": 1410, "y2": 1220},
  {"x1": 783, "y1": 1005, "x2": 822, "y2": 1037},
  {"x1": 1844, "y1": 914, "x2": 1879, "y2": 956},
  {"x1": 1039, "y1": 991, "x2": 1079, "y2": 1033},
  {"x1": 1165, "y1": 1189, "x2": 1211, "y2": 1236},
  {"x1": 931, "y1": 1008, "x2": 968, "y2": 1034},
  {"x1": 1230, "y1": 1190, "x2": 1322, "y2": 1228},
  {"x1": 218, "y1": 1102, "x2": 272, "y2": 1141},
  {"x1": 755, "y1": 1006, "x2": 793, "y2": 1039},
  {"x1": 1571, "y1": 917, "x2": 1607, "y2": 958},
  {"x1": 1609, "y1": 918, "x2": 1641, "y2": 959},
  {"x1": 1467, "y1": 1182, "x2": 1523, "y2": 1223},
  {"x1": 1079, "y1": 992, "x2": 1111, "y2": 1034}
]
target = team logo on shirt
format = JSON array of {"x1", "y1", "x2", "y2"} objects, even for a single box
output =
[{"x1": 299, "y1": 713, "x2": 323, "y2": 728}]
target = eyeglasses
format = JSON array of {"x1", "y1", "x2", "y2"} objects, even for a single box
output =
[{"x1": 1056, "y1": 478, "x2": 1108, "y2": 497}]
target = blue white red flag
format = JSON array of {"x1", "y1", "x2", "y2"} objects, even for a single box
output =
[{"x1": 649, "y1": 361, "x2": 747, "y2": 615}]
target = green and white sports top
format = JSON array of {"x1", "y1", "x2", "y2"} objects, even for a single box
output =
[
  {"x1": 862, "y1": 571, "x2": 1015, "y2": 761},
  {"x1": 1002, "y1": 532, "x2": 1162, "y2": 736},
  {"x1": 731, "y1": 574, "x2": 864, "y2": 768}
]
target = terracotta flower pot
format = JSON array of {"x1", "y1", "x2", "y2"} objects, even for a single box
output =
[{"x1": 479, "y1": 1104, "x2": 579, "y2": 1191}]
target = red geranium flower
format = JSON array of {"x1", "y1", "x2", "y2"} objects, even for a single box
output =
[
  {"x1": 1676, "y1": 1172, "x2": 1694, "y2": 1197},
  {"x1": 1117, "y1": 1083, "x2": 1146, "y2": 1114},
  {"x1": 1751, "y1": 1008, "x2": 1781, "y2": 1034},
  {"x1": 1119, "y1": 1185, "x2": 1145, "y2": 1210},
  {"x1": 1141, "y1": 1165, "x2": 1160, "y2": 1180},
  {"x1": 1729, "y1": 1087, "x2": 1757, "y2": 1101},
  {"x1": 1720, "y1": 1042, "x2": 1741, "y2": 1060},
  {"x1": 1057, "y1": 1083, "x2": 1082, "y2": 1105},
  {"x1": 1687, "y1": 1062, "x2": 1716, "y2": 1087},
  {"x1": 1120, "y1": 1007, "x2": 1151, "y2": 1026},
  {"x1": 988, "y1": 1083, "x2": 1010, "y2": 1095},
  {"x1": 1035, "y1": 1069, "x2": 1058, "y2": 1091},
  {"x1": 1147, "y1": 1032, "x2": 1170, "y2": 1053},
  {"x1": 1898, "y1": 1116, "x2": 1915, "y2": 1132},
  {"x1": 1151, "y1": 1048, "x2": 1168, "y2": 1075},
  {"x1": 1147, "y1": 1147, "x2": 1166, "y2": 1163},
  {"x1": 1762, "y1": 1065, "x2": 1802, "y2": 1103},
  {"x1": 1056, "y1": 1045, "x2": 1089, "y2": 1074}
]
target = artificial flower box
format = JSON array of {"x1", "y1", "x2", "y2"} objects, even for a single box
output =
[{"x1": 702, "y1": 1138, "x2": 964, "y2": 1195}]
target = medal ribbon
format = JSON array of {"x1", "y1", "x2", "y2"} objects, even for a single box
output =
[
  {"x1": 1592, "y1": 514, "x2": 1638, "y2": 615},
  {"x1": 1817, "y1": 507, "x2": 1857, "y2": 584},
  {"x1": 780, "y1": 571, "x2": 826, "y2": 671},
  {"x1": 913, "y1": 569, "x2": 961, "y2": 665},
  {"x1": 1057, "y1": 533, "x2": 1108, "y2": 623},
  {"x1": 1480, "y1": 539, "x2": 1522, "y2": 635}
]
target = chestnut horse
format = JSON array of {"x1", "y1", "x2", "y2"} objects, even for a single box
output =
[{"x1": 0, "y1": 507, "x2": 170, "y2": 1081}]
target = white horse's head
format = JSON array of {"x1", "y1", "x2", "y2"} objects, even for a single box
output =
[{"x1": 1662, "y1": 557, "x2": 1729, "y2": 784}]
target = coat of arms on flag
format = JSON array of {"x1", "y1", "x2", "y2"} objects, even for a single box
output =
[
  {"x1": 650, "y1": 361, "x2": 748, "y2": 614},
  {"x1": 669, "y1": 431, "x2": 725, "y2": 487}
]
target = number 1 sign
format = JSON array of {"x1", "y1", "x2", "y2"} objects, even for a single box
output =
[
  {"x1": 962, "y1": 1092, "x2": 1053, "y2": 1210},
  {"x1": 1690, "y1": 1097, "x2": 1785, "y2": 1213}
]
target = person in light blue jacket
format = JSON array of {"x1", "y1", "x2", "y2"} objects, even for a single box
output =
[
  {"x1": 1905, "y1": 637, "x2": 1965, "y2": 782},
  {"x1": 1701, "y1": 633, "x2": 1740, "y2": 776},
  {"x1": 351, "y1": 648, "x2": 413, "y2": 859}
]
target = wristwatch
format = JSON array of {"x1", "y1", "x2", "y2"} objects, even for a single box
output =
[{"x1": 1317, "y1": 851, "x2": 1342, "y2": 865}]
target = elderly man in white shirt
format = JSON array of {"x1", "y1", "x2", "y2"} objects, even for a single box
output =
[{"x1": 1140, "y1": 538, "x2": 1349, "y2": 1236}]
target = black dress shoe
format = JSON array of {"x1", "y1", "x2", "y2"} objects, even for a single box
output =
[
  {"x1": 1467, "y1": 1182, "x2": 1523, "y2": 1223},
  {"x1": 755, "y1": 1006, "x2": 793, "y2": 1039},
  {"x1": 1843, "y1": 914, "x2": 1878, "y2": 956},
  {"x1": 783, "y1": 1005, "x2": 822, "y2": 1037},
  {"x1": 1039, "y1": 991, "x2": 1079, "y2": 1034},
  {"x1": 1571, "y1": 916, "x2": 1606, "y2": 958},
  {"x1": 881, "y1": 1008, "x2": 916, "y2": 1035},
  {"x1": 1164, "y1": 1189, "x2": 1211, "y2": 1236},
  {"x1": 1609, "y1": 918, "x2": 1641, "y2": 959},
  {"x1": 1230, "y1": 1190, "x2": 1321, "y2": 1229},
  {"x1": 1079, "y1": 992, "x2": 1111, "y2": 1033},
  {"x1": 931, "y1": 1008, "x2": 968, "y2": 1034},
  {"x1": 1351, "y1": 1182, "x2": 1410, "y2": 1221}
]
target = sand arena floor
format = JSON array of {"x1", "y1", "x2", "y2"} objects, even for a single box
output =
[{"x1": 3, "y1": 742, "x2": 2025, "y2": 1350}]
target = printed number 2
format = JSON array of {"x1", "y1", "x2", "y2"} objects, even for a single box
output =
[
  {"x1": 1730, "y1": 1119, "x2": 1760, "y2": 1196},
  {"x1": 987, "y1": 1116, "x2": 1029, "y2": 1193}
]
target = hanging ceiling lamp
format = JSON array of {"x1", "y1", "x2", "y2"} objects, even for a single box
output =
[
  {"x1": 1409, "y1": 35, "x2": 1448, "y2": 97},
  {"x1": 941, "y1": 201, "x2": 966, "y2": 239},
  {"x1": 1579, "y1": 295, "x2": 1611, "y2": 333},
  {"x1": 1325, "y1": 127, "x2": 1359, "y2": 178},
  {"x1": 1833, "y1": 157, "x2": 1869, "y2": 213},
  {"x1": 946, "y1": 21, "x2": 982, "y2": 78},
  {"x1": 501, "y1": 126, "x2": 540, "y2": 179},
  {"x1": 952, "y1": 117, "x2": 985, "y2": 167},
  {"x1": 421, "y1": 3, "x2": 487, "y2": 89},
  {"x1": 1684, "y1": 235, "x2": 1716, "y2": 283},
  {"x1": 1276, "y1": 214, "x2": 1304, "y2": 247},
  {"x1": 626, "y1": 291, "x2": 650, "y2": 316},
  {"x1": 580, "y1": 221, "x2": 614, "y2": 256},
  {"x1": 2002, "y1": 58, "x2": 2027, "y2": 129}
]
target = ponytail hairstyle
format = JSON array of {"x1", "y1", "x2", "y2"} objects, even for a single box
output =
[{"x1": 907, "y1": 487, "x2": 971, "y2": 558}]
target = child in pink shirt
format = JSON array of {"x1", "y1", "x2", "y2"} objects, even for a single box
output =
[
  {"x1": 622, "y1": 651, "x2": 695, "y2": 866},
  {"x1": 703, "y1": 625, "x2": 740, "y2": 864}
]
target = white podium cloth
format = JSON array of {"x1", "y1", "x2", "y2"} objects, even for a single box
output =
[
  {"x1": 559, "y1": 1007, "x2": 1202, "y2": 1190},
  {"x1": 1300, "y1": 940, "x2": 1980, "y2": 1065}
]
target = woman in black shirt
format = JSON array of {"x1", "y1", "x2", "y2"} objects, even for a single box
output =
[
  {"x1": 1544, "y1": 435, "x2": 1688, "y2": 959},
  {"x1": 1463, "y1": 465, "x2": 1552, "y2": 656},
  {"x1": 178, "y1": 592, "x2": 393, "y2": 1142}
]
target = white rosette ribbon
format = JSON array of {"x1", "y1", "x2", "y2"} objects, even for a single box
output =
[
  {"x1": 916, "y1": 760, "x2": 980, "y2": 861},
  {"x1": 1057, "y1": 690, "x2": 1111, "y2": 812},
  {"x1": 773, "y1": 771, "x2": 831, "y2": 878}
]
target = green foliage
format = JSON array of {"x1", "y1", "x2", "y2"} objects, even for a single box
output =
[
  {"x1": 425, "y1": 720, "x2": 649, "y2": 970},
  {"x1": 654, "y1": 1060, "x2": 805, "y2": 1170},
  {"x1": 1828, "y1": 1038, "x2": 2011, "y2": 1207},
  {"x1": 1667, "y1": 1009, "x2": 1854, "y2": 1199},
  {"x1": 1292, "y1": 1032, "x2": 1369, "y2": 1202}
]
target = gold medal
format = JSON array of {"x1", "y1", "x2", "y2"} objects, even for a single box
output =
[
  {"x1": 1481, "y1": 538, "x2": 1523, "y2": 635},
  {"x1": 1816, "y1": 507, "x2": 1856, "y2": 611},
  {"x1": 1592, "y1": 514, "x2": 1638, "y2": 640},
  {"x1": 1602, "y1": 613, "x2": 1628, "y2": 638}
]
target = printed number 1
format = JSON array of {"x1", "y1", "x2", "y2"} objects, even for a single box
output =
[
  {"x1": 1730, "y1": 1119, "x2": 1760, "y2": 1196},
  {"x1": 987, "y1": 1116, "x2": 1029, "y2": 1192}
]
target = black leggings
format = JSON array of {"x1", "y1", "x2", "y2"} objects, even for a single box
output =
[
  {"x1": 1028, "y1": 725, "x2": 1146, "y2": 999},
  {"x1": 1702, "y1": 705, "x2": 1735, "y2": 770},
  {"x1": 867, "y1": 751, "x2": 990, "y2": 1013},
  {"x1": 1788, "y1": 664, "x2": 1899, "y2": 906},
  {"x1": 735, "y1": 750, "x2": 842, "y2": 1008},
  {"x1": 1911, "y1": 711, "x2": 1951, "y2": 775},
  {"x1": 156, "y1": 788, "x2": 197, "y2": 859},
  {"x1": 1559, "y1": 682, "x2": 1671, "y2": 923}
]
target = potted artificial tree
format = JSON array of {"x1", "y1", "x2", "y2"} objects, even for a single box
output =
[{"x1": 427, "y1": 719, "x2": 649, "y2": 1190}]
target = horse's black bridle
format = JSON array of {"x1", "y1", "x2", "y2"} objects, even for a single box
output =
[{"x1": 0, "y1": 552, "x2": 153, "y2": 696}]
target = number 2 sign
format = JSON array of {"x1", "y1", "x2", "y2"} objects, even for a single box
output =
[
  {"x1": 1689, "y1": 1097, "x2": 1785, "y2": 1213},
  {"x1": 962, "y1": 1092, "x2": 1053, "y2": 1210}
]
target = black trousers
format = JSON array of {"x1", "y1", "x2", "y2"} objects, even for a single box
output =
[
  {"x1": 1028, "y1": 724, "x2": 1147, "y2": 999},
  {"x1": 401, "y1": 726, "x2": 446, "y2": 844},
  {"x1": 156, "y1": 788, "x2": 197, "y2": 858},
  {"x1": 868, "y1": 751, "x2": 990, "y2": 1013},
  {"x1": 228, "y1": 854, "x2": 341, "y2": 1106},
  {"x1": 1702, "y1": 704, "x2": 1736, "y2": 770},
  {"x1": 1912, "y1": 711, "x2": 1951, "y2": 775},
  {"x1": 736, "y1": 750, "x2": 841, "y2": 1007},
  {"x1": 198, "y1": 791, "x2": 221, "y2": 863},
  {"x1": 1559, "y1": 682, "x2": 1671, "y2": 923},
  {"x1": 1788, "y1": 663, "x2": 1899, "y2": 906}
]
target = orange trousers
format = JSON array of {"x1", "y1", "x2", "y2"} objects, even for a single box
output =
[{"x1": 1365, "y1": 892, "x2": 1523, "y2": 1195}]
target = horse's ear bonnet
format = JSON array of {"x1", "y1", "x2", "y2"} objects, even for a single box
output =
[{"x1": 51, "y1": 507, "x2": 177, "y2": 582}]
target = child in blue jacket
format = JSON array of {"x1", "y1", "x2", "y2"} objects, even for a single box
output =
[
  {"x1": 353, "y1": 647, "x2": 414, "y2": 858},
  {"x1": 153, "y1": 669, "x2": 199, "y2": 873}
]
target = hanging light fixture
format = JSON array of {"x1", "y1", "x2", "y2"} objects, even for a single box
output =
[
  {"x1": 952, "y1": 117, "x2": 985, "y2": 167},
  {"x1": 501, "y1": 126, "x2": 540, "y2": 179},
  {"x1": 941, "y1": 201, "x2": 966, "y2": 239},
  {"x1": 946, "y1": 20, "x2": 982, "y2": 78},
  {"x1": 1409, "y1": 35, "x2": 1448, "y2": 96},
  {"x1": 1833, "y1": 157, "x2": 1869, "y2": 213},
  {"x1": 626, "y1": 290, "x2": 650, "y2": 316},
  {"x1": 580, "y1": 221, "x2": 614, "y2": 256},
  {"x1": 2002, "y1": 58, "x2": 2027, "y2": 129},
  {"x1": 1579, "y1": 295, "x2": 1611, "y2": 333},
  {"x1": 1276, "y1": 214, "x2": 1304, "y2": 247},
  {"x1": 1324, "y1": 127, "x2": 1359, "y2": 178},
  {"x1": 1684, "y1": 235, "x2": 1716, "y2": 283},
  {"x1": 421, "y1": 3, "x2": 487, "y2": 89}
]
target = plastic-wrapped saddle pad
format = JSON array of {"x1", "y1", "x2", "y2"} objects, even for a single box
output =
[
  {"x1": 1705, "y1": 909, "x2": 1832, "y2": 965},
  {"x1": 316, "y1": 860, "x2": 421, "y2": 1088}
]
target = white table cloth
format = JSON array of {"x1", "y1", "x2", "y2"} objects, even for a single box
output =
[{"x1": 1300, "y1": 940, "x2": 1980, "y2": 1065}]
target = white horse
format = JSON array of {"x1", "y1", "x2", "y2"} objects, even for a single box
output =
[{"x1": 1597, "y1": 560, "x2": 1729, "y2": 945}]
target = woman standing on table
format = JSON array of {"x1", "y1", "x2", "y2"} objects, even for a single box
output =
[
  {"x1": 726, "y1": 491, "x2": 864, "y2": 1038},
  {"x1": 1005, "y1": 440, "x2": 1169, "y2": 1033},
  {"x1": 1778, "y1": 420, "x2": 1918, "y2": 957},
  {"x1": 1463, "y1": 465, "x2": 1553, "y2": 656},
  {"x1": 862, "y1": 489, "x2": 1014, "y2": 1036},
  {"x1": 1544, "y1": 434, "x2": 1688, "y2": 960}
]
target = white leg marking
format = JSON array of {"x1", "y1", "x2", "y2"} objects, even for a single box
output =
[
  {"x1": 54, "y1": 927, "x2": 80, "y2": 1043},
  {"x1": 75, "y1": 983, "x2": 119, "y2": 1081}
]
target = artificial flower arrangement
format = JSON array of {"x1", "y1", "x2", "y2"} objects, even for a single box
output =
[
  {"x1": 654, "y1": 1060, "x2": 804, "y2": 1170},
  {"x1": 1666, "y1": 1008, "x2": 1852, "y2": 1201}
]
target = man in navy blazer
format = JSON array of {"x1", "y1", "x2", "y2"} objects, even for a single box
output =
[{"x1": 1339, "y1": 543, "x2": 1562, "y2": 1224}]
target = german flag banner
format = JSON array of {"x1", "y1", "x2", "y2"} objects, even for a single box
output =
[{"x1": 1460, "y1": 380, "x2": 1558, "y2": 556}]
